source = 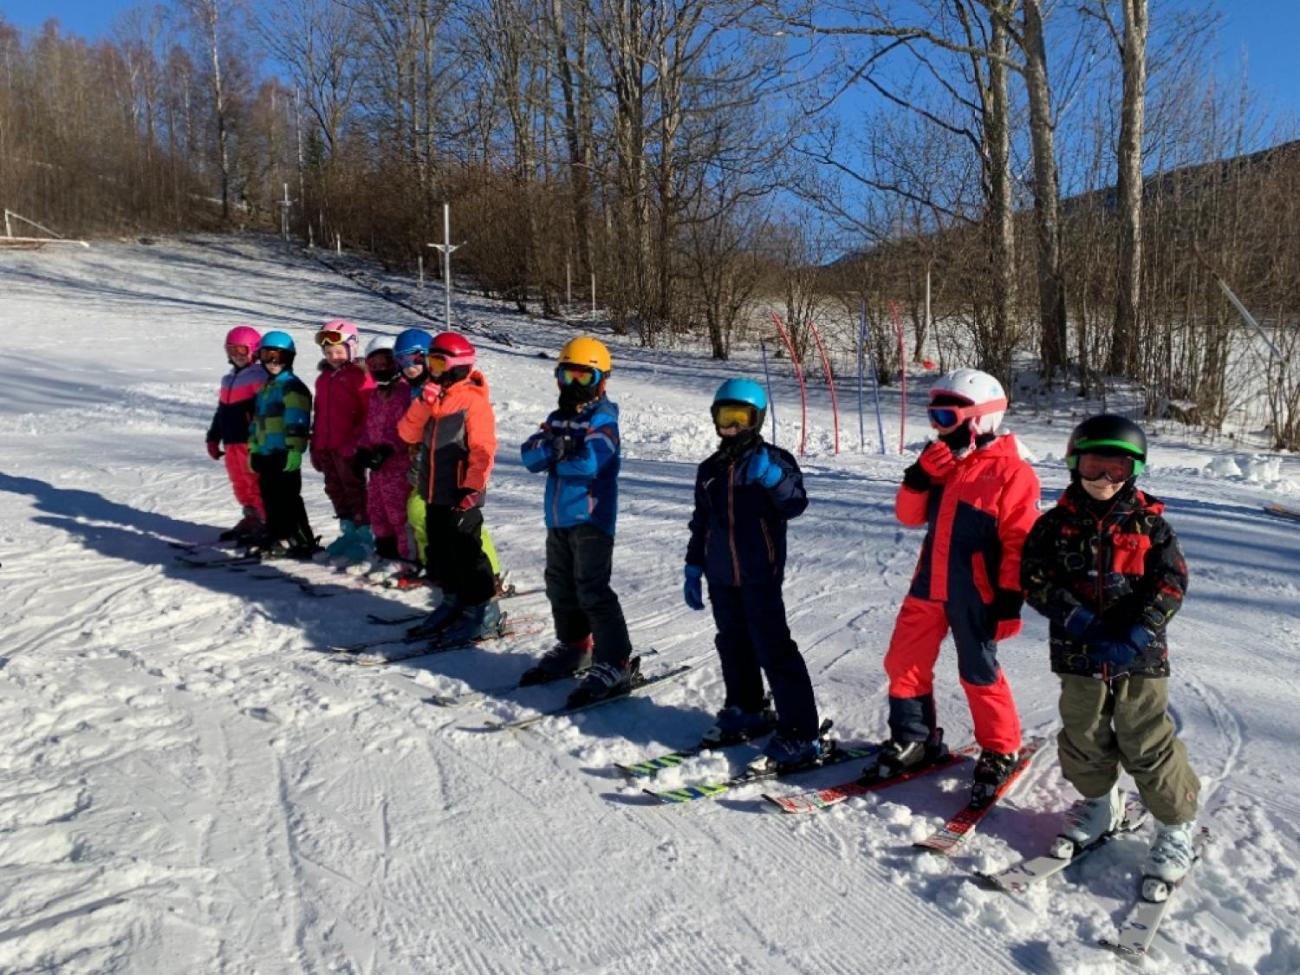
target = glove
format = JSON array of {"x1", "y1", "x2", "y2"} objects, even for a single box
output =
[
  {"x1": 740, "y1": 449, "x2": 782, "y2": 488},
  {"x1": 683, "y1": 565, "x2": 705, "y2": 611},
  {"x1": 206, "y1": 440, "x2": 224, "y2": 461},
  {"x1": 917, "y1": 441, "x2": 956, "y2": 482},
  {"x1": 455, "y1": 489, "x2": 481, "y2": 512},
  {"x1": 284, "y1": 448, "x2": 303, "y2": 473},
  {"x1": 367, "y1": 444, "x2": 395, "y2": 469},
  {"x1": 991, "y1": 588, "x2": 1023, "y2": 642},
  {"x1": 1063, "y1": 606, "x2": 1106, "y2": 642},
  {"x1": 551, "y1": 430, "x2": 583, "y2": 462},
  {"x1": 351, "y1": 447, "x2": 373, "y2": 477}
]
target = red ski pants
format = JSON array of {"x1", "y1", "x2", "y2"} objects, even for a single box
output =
[
  {"x1": 883, "y1": 594, "x2": 1022, "y2": 754},
  {"x1": 222, "y1": 444, "x2": 263, "y2": 517}
]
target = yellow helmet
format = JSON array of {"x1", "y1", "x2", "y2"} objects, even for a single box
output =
[{"x1": 558, "y1": 336, "x2": 612, "y2": 374}]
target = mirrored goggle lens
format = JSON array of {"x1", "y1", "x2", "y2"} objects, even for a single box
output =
[
  {"x1": 260, "y1": 348, "x2": 289, "y2": 364},
  {"x1": 556, "y1": 365, "x2": 598, "y2": 387},
  {"x1": 367, "y1": 351, "x2": 396, "y2": 368},
  {"x1": 225, "y1": 344, "x2": 250, "y2": 357},
  {"x1": 1077, "y1": 453, "x2": 1134, "y2": 482},
  {"x1": 315, "y1": 329, "x2": 346, "y2": 347},
  {"x1": 713, "y1": 403, "x2": 757, "y2": 429},
  {"x1": 427, "y1": 354, "x2": 449, "y2": 375},
  {"x1": 927, "y1": 407, "x2": 962, "y2": 429},
  {"x1": 396, "y1": 351, "x2": 425, "y2": 368}
]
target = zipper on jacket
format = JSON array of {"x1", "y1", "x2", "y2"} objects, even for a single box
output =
[{"x1": 727, "y1": 461, "x2": 741, "y2": 585}]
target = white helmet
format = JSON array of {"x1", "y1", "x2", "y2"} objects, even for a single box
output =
[
  {"x1": 928, "y1": 368, "x2": 1007, "y2": 435},
  {"x1": 364, "y1": 335, "x2": 395, "y2": 358}
]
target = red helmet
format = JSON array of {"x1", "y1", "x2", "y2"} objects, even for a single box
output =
[{"x1": 430, "y1": 331, "x2": 475, "y2": 370}]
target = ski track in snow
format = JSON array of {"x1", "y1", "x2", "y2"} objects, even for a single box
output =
[{"x1": 2, "y1": 235, "x2": 1299, "y2": 972}]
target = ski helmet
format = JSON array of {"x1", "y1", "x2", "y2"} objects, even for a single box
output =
[
  {"x1": 427, "y1": 331, "x2": 475, "y2": 384},
  {"x1": 259, "y1": 330, "x2": 296, "y2": 367},
  {"x1": 224, "y1": 325, "x2": 261, "y2": 356},
  {"x1": 315, "y1": 319, "x2": 360, "y2": 360},
  {"x1": 711, "y1": 378, "x2": 768, "y2": 432},
  {"x1": 1066, "y1": 414, "x2": 1147, "y2": 477},
  {"x1": 927, "y1": 368, "x2": 1008, "y2": 435},
  {"x1": 394, "y1": 328, "x2": 433, "y2": 358},
  {"x1": 365, "y1": 335, "x2": 395, "y2": 358},
  {"x1": 558, "y1": 336, "x2": 612, "y2": 374},
  {"x1": 365, "y1": 335, "x2": 399, "y2": 385}
]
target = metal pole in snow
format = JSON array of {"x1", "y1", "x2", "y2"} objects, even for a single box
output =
[
  {"x1": 760, "y1": 339, "x2": 778, "y2": 446},
  {"x1": 426, "y1": 202, "x2": 462, "y2": 329},
  {"x1": 418, "y1": 254, "x2": 424, "y2": 288},
  {"x1": 862, "y1": 304, "x2": 887, "y2": 455},
  {"x1": 857, "y1": 302, "x2": 867, "y2": 452}
]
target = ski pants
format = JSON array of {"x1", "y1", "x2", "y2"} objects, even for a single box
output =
[
  {"x1": 544, "y1": 523, "x2": 632, "y2": 667},
  {"x1": 367, "y1": 464, "x2": 412, "y2": 559},
  {"x1": 408, "y1": 490, "x2": 502, "y2": 575},
  {"x1": 251, "y1": 453, "x2": 313, "y2": 546},
  {"x1": 314, "y1": 447, "x2": 368, "y2": 524},
  {"x1": 425, "y1": 502, "x2": 495, "y2": 606},
  {"x1": 222, "y1": 443, "x2": 263, "y2": 518},
  {"x1": 1058, "y1": 674, "x2": 1200, "y2": 825},
  {"x1": 708, "y1": 577, "x2": 819, "y2": 741},
  {"x1": 884, "y1": 593, "x2": 1021, "y2": 754}
]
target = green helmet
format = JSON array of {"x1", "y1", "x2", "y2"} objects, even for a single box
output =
[{"x1": 1066, "y1": 414, "x2": 1147, "y2": 476}]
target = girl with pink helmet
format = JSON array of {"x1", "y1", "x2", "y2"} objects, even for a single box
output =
[{"x1": 206, "y1": 325, "x2": 268, "y2": 541}]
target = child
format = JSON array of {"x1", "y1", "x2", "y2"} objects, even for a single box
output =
[
  {"x1": 519, "y1": 337, "x2": 634, "y2": 707},
  {"x1": 870, "y1": 368, "x2": 1040, "y2": 805},
  {"x1": 397, "y1": 331, "x2": 499, "y2": 644},
  {"x1": 245, "y1": 331, "x2": 317, "y2": 558},
  {"x1": 353, "y1": 335, "x2": 414, "y2": 575},
  {"x1": 1020, "y1": 414, "x2": 1198, "y2": 894},
  {"x1": 206, "y1": 325, "x2": 267, "y2": 542},
  {"x1": 395, "y1": 327, "x2": 510, "y2": 594},
  {"x1": 310, "y1": 320, "x2": 373, "y2": 561},
  {"x1": 682, "y1": 378, "x2": 822, "y2": 768}
]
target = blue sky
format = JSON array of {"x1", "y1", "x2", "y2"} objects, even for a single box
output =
[{"x1": 5, "y1": 0, "x2": 1298, "y2": 121}]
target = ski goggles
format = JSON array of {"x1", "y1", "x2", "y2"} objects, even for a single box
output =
[
  {"x1": 426, "y1": 353, "x2": 450, "y2": 376},
  {"x1": 1076, "y1": 452, "x2": 1136, "y2": 483},
  {"x1": 366, "y1": 350, "x2": 396, "y2": 369},
  {"x1": 315, "y1": 328, "x2": 349, "y2": 347},
  {"x1": 225, "y1": 343, "x2": 251, "y2": 357},
  {"x1": 926, "y1": 397, "x2": 1007, "y2": 431},
  {"x1": 396, "y1": 350, "x2": 425, "y2": 369},
  {"x1": 555, "y1": 364, "x2": 600, "y2": 387},
  {"x1": 712, "y1": 402, "x2": 758, "y2": 430},
  {"x1": 259, "y1": 348, "x2": 290, "y2": 365}
]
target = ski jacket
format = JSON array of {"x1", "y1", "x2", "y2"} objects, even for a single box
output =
[
  {"x1": 207, "y1": 362, "x2": 268, "y2": 445},
  {"x1": 398, "y1": 370, "x2": 496, "y2": 507},
  {"x1": 685, "y1": 439, "x2": 807, "y2": 587},
  {"x1": 249, "y1": 370, "x2": 312, "y2": 456},
  {"x1": 360, "y1": 379, "x2": 414, "y2": 476},
  {"x1": 898, "y1": 433, "x2": 1040, "y2": 607},
  {"x1": 520, "y1": 397, "x2": 622, "y2": 535},
  {"x1": 311, "y1": 361, "x2": 372, "y2": 455},
  {"x1": 1020, "y1": 482, "x2": 1187, "y2": 679}
]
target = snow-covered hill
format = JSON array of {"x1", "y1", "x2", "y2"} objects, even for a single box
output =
[{"x1": 2, "y1": 235, "x2": 1298, "y2": 973}]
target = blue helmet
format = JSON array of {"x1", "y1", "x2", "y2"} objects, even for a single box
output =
[
  {"x1": 711, "y1": 377, "x2": 768, "y2": 432},
  {"x1": 394, "y1": 328, "x2": 433, "y2": 358},
  {"x1": 260, "y1": 330, "x2": 296, "y2": 353}
]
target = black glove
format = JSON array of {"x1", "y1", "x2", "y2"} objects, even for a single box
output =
[
  {"x1": 902, "y1": 463, "x2": 931, "y2": 491},
  {"x1": 351, "y1": 447, "x2": 373, "y2": 477},
  {"x1": 367, "y1": 444, "x2": 395, "y2": 470},
  {"x1": 551, "y1": 430, "x2": 580, "y2": 462},
  {"x1": 991, "y1": 588, "x2": 1023, "y2": 621}
]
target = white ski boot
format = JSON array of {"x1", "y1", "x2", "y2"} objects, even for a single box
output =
[
  {"x1": 1050, "y1": 784, "x2": 1124, "y2": 858},
  {"x1": 1141, "y1": 820, "x2": 1196, "y2": 901}
]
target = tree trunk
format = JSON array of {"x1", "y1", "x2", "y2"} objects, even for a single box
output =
[{"x1": 1109, "y1": 0, "x2": 1148, "y2": 377}]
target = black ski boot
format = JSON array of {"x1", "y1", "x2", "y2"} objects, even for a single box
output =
[
  {"x1": 859, "y1": 729, "x2": 948, "y2": 785},
  {"x1": 971, "y1": 748, "x2": 1020, "y2": 806}
]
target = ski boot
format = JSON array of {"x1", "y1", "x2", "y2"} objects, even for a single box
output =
[
  {"x1": 699, "y1": 701, "x2": 775, "y2": 749},
  {"x1": 406, "y1": 594, "x2": 462, "y2": 639},
  {"x1": 220, "y1": 506, "x2": 264, "y2": 543},
  {"x1": 759, "y1": 731, "x2": 826, "y2": 771},
  {"x1": 519, "y1": 637, "x2": 593, "y2": 686},
  {"x1": 435, "y1": 601, "x2": 503, "y2": 646},
  {"x1": 971, "y1": 748, "x2": 1021, "y2": 807},
  {"x1": 1141, "y1": 820, "x2": 1196, "y2": 901},
  {"x1": 859, "y1": 729, "x2": 947, "y2": 785},
  {"x1": 324, "y1": 519, "x2": 357, "y2": 560},
  {"x1": 1050, "y1": 784, "x2": 1124, "y2": 859},
  {"x1": 565, "y1": 657, "x2": 638, "y2": 709}
]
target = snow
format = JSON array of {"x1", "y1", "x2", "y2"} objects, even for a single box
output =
[{"x1": 2, "y1": 235, "x2": 1300, "y2": 973}]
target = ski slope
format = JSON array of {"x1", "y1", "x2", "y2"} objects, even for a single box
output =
[{"x1": 2, "y1": 235, "x2": 1299, "y2": 974}]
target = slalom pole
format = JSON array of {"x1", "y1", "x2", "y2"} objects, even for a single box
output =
[
  {"x1": 769, "y1": 311, "x2": 808, "y2": 457},
  {"x1": 760, "y1": 338, "x2": 778, "y2": 445},
  {"x1": 807, "y1": 318, "x2": 840, "y2": 455},
  {"x1": 891, "y1": 300, "x2": 906, "y2": 454},
  {"x1": 863, "y1": 305, "x2": 887, "y2": 455},
  {"x1": 857, "y1": 302, "x2": 867, "y2": 452}
]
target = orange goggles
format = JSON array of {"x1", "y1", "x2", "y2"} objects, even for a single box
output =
[
  {"x1": 426, "y1": 353, "x2": 449, "y2": 375},
  {"x1": 225, "y1": 344, "x2": 250, "y2": 357}
]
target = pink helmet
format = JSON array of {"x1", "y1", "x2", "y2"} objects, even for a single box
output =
[
  {"x1": 224, "y1": 325, "x2": 261, "y2": 355},
  {"x1": 316, "y1": 319, "x2": 361, "y2": 360}
]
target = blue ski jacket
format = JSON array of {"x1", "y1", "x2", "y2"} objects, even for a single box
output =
[
  {"x1": 685, "y1": 438, "x2": 807, "y2": 587},
  {"x1": 520, "y1": 397, "x2": 622, "y2": 535}
]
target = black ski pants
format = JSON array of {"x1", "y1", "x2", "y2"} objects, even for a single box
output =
[
  {"x1": 544, "y1": 523, "x2": 632, "y2": 666},
  {"x1": 252, "y1": 454, "x2": 313, "y2": 546},
  {"x1": 425, "y1": 502, "x2": 495, "y2": 606},
  {"x1": 708, "y1": 577, "x2": 819, "y2": 740}
]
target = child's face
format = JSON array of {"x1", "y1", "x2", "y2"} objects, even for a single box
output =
[
  {"x1": 1079, "y1": 476, "x2": 1122, "y2": 502},
  {"x1": 402, "y1": 363, "x2": 424, "y2": 381},
  {"x1": 322, "y1": 344, "x2": 349, "y2": 368},
  {"x1": 226, "y1": 344, "x2": 252, "y2": 367}
]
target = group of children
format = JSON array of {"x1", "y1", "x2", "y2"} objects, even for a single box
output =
[{"x1": 208, "y1": 326, "x2": 1200, "y2": 890}]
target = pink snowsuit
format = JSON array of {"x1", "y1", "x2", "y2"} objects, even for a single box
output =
[
  {"x1": 361, "y1": 377, "x2": 416, "y2": 558},
  {"x1": 207, "y1": 361, "x2": 268, "y2": 518},
  {"x1": 311, "y1": 360, "x2": 373, "y2": 523}
]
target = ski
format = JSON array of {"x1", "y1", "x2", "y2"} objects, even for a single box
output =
[
  {"x1": 334, "y1": 615, "x2": 545, "y2": 666},
  {"x1": 1262, "y1": 502, "x2": 1300, "y2": 523},
  {"x1": 976, "y1": 796, "x2": 1150, "y2": 894},
  {"x1": 1100, "y1": 826, "x2": 1211, "y2": 959},
  {"x1": 649, "y1": 734, "x2": 878, "y2": 806},
  {"x1": 485, "y1": 656, "x2": 699, "y2": 732},
  {"x1": 911, "y1": 737, "x2": 1048, "y2": 856},
  {"x1": 365, "y1": 589, "x2": 541, "y2": 626},
  {"x1": 761, "y1": 742, "x2": 980, "y2": 813},
  {"x1": 174, "y1": 552, "x2": 260, "y2": 568},
  {"x1": 425, "y1": 649, "x2": 661, "y2": 709}
]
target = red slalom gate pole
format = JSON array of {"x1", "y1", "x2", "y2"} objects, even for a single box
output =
[
  {"x1": 806, "y1": 318, "x2": 840, "y2": 455},
  {"x1": 769, "y1": 311, "x2": 807, "y2": 457}
]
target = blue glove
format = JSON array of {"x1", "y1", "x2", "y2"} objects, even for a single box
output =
[
  {"x1": 1063, "y1": 606, "x2": 1105, "y2": 641},
  {"x1": 683, "y1": 565, "x2": 705, "y2": 611},
  {"x1": 1086, "y1": 625, "x2": 1154, "y2": 667},
  {"x1": 741, "y1": 449, "x2": 782, "y2": 488}
]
